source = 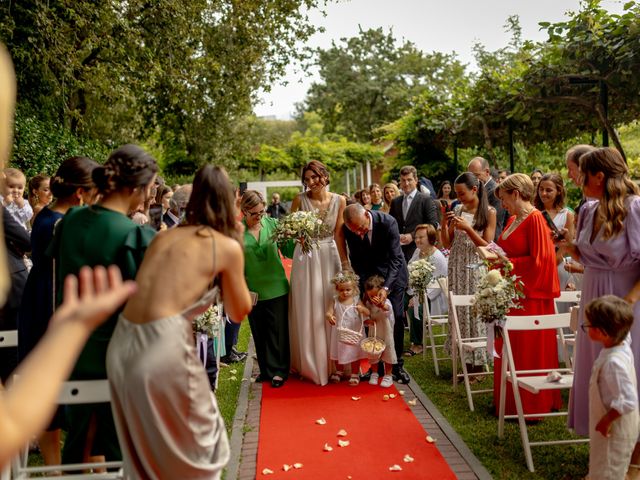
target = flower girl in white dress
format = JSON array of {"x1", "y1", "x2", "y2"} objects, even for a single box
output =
[{"x1": 326, "y1": 271, "x2": 369, "y2": 386}]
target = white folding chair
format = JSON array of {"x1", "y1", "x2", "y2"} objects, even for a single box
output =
[
  {"x1": 0, "y1": 329, "x2": 18, "y2": 348},
  {"x1": 497, "y1": 312, "x2": 588, "y2": 472},
  {"x1": 553, "y1": 291, "x2": 581, "y2": 369},
  {"x1": 421, "y1": 277, "x2": 450, "y2": 375},
  {"x1": 449, "y1": 292, "x2": 492, "y2": 412},
  {"x1": 12, "y1": 379, "x2": 122, "y2": 479}
]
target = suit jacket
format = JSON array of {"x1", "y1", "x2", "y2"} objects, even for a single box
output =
[
  {"x1": 0, "y1": 208, "x2": 30, "y2": 329},
  {"x1": 342, "y1": 211, "x2": 407, "y2": 292},
  {"x1": 389, "y1": 190, "x2": 439, "y2": 261},
  {"x1": 485, "y1": 178, "x2": 508, "y2": 240}
]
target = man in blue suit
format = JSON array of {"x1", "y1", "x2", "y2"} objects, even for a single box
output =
[{"x1": 342, "y1": 203, "x2": 410, "y2": 384}]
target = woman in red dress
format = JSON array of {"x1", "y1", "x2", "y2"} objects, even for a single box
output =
[{"x1": 493, "y1": 173, "x2": 562, "y2": 416}]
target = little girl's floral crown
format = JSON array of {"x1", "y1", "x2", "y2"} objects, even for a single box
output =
[{"x1": 331, "y1": 270, "x2": 359, "y2": 287}]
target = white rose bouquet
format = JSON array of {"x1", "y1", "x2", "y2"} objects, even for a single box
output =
[
  {"x1": 272, "y1": 210, "x2": 328, "y2": 256},
  {"x1": 471, "y1": 262, "x2": 524, "y2": 329},
  {"x1": 407, "y1": 258, "x2": 437, "y2": 299}
]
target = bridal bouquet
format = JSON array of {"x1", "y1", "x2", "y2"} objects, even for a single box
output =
[
  {"x1": 471, "y1": 262, "x2": 524, "y2": 327},
  {"x1": 272, "y1": 210, "x2": 328, "y2": 256},
  {"x1": 407, "y1": 258, "x2": 436, "y2": 299}
]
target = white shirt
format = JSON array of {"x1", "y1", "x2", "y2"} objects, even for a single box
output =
[
  {"x1": 365, "y1": 210, "x2": 373, "y2": 243},
  {"x1": 597, "y1": 339, "x2": 638, "y2": 415}
]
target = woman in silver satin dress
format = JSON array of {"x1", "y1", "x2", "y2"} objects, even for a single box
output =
[{"x1": 106, "y1": 165, "x2": 252, "y2": 479}]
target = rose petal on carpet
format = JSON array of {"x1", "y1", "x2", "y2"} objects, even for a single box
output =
[{"x1": 257, "y1": 377, "x2": 457, "y2": 478}]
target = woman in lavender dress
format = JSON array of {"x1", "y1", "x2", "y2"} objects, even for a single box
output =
[{"x1": 559, "y1": 148, "x2": 640, "y2": 468}]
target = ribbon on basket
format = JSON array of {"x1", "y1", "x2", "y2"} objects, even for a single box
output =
[{"x1": 197, "y1": 332, "x2": 208, "y2": 366}]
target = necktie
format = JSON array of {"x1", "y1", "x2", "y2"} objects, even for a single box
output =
[{"x1": 402, "y1": 194, "x2": 411, "y2": 220}]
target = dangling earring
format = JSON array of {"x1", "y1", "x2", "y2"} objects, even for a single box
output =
[{"x1": 34, "y1": 193, "x2": 39, "y2": 204}]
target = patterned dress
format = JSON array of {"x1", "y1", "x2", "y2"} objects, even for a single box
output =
[{"x1": 446, "y1": 205, "x2": 487, "y2": 366}]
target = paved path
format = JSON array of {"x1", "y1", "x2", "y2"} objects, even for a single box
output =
[{"x1": 226, "y1": 341, "x2": 492, "y2": 480}]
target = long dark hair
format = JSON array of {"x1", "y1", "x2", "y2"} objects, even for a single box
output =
[
  {"x1": 184, "y1": 165, "x2": 240, "y2": 243},
  {"x1": 50, "y1": 156, "x2": 99, "y2": 199},
  {"x1": 453, "y1": 172, "x2": 489, "y2": 232},
  {"x1": 92, "y1": 144, "x2": 158, "y2": 196},
  {"x1": 437, "y1": 180, "x2": 456, "y2": 200},
  {"x1": 534, "y1": 173, "x2": 566, "y2": 211}
]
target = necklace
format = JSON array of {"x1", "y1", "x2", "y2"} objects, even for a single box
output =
[
  {"x1": 502, "y1": 206, "x2": 534, "y2": 240},
  {"x1": 511, "y1": 207, "x2": 534, "y2": 228}
]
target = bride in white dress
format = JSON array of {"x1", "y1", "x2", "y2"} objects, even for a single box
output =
[{"x1": 289, "y1": 160, "x2": 348, "y2": 385}]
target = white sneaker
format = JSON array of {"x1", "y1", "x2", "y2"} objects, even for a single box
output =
[
  {"x1": 369, "y1": 372, "x2": 380, "y2": 385},
  {"x1": 380, "y1": 374, "x2": 393, "y2": 388}
]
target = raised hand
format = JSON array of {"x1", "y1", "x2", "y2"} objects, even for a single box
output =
[{"x1": 52, "y1": 265, "x2": 137, "y2": 332}]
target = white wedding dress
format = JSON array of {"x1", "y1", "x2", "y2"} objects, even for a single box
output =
[{"x1": 288, "y1": 193, "x2": 341, "y2": 385}]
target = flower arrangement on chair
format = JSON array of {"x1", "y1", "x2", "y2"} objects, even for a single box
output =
[
  {"x1": 471, "y1": 262, "x2": 524, "y2": 356},
  {"x1": 193, "y1": 304, "x2": 223, "y2": 365},
  {"x1": 407, "y1": 258, "x2": 437, "y2": 301}
]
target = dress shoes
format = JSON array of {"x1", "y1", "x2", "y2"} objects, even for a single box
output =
[
  {"x1": 392, "y1": 366, "x2": 411, "y2": 384},
  {"x1": 359, "y1": 368, "x2": 372, "y2": 381},
  {"x1": 220, "y1": 351, "x2": 245, "y2": 364},
  {"x1": 271, "y1": 377, "x2": 285, "y2": 388}
]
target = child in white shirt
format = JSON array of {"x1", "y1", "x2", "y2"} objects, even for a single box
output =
[
  {"x1": 584, "y1": 295, "x2": 639, "y2": 480},
  {"x1": 2, "y1": 168, "x2": 33, "y2": 230},
  {"x1": 326, "y1": 271, "x2": 369, "y2": 386},
  {"x1": 362, "y1": 275, "x2": 397, "y2": 388}
]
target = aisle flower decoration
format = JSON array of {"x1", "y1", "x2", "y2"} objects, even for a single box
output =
[
  {"x1": 471, "y1": 261, "x2": 524, "y2": 357},
  {"x1": 193, "y1": 304, "x2": 223, "y2": 365},
  {"x1": 407, "y1": 258, "x2": 437, "y2": 300},
  {"x1": 272, "y1": 210, "x2": 329, "y2": 257}
]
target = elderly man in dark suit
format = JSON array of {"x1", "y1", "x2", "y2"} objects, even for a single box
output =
[
  {"x1": 342, "y1": 203, "x2": 411, "y2": 384},
  {"x1": 467, "y1": 156, "x2": 507, "y2": 240},
  {"x1": 389, "y1": 165, "x2": 439, "y2": 263}
]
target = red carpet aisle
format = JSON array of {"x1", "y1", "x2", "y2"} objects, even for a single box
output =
[{"x1": 257, "y1": 378, "x2": 457, "y2": 479}]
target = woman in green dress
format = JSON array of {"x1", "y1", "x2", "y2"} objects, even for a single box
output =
[
  {"x1": 241, "y1": 190, "x2": 294, "y2": 388},
  {"x1": 48, "y1": 144, "x2": 158, "y2": 465}
]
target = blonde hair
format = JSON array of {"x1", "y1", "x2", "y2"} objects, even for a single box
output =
[
  {"x1": 4, "y1": 167, "x2": 25, "y2": 182},
  {"x1": 331, "y1": 270, "x2": 360, "y2": 296},
  {"x1": 580, "y1": 147, "x2": 640, "y2": 239},
  {"x1": 495, "y1": 173, "x2": 534, "y2": 202},
  {"x1": 240, "y1": 190, "x2": 265, "y2": 213}
]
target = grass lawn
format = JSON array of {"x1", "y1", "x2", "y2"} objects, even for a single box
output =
[
  {"x1": 216, "y1": 320, "x2": 252, "y2": 435},
  {"x1": 403, "y1": 331, "x2": 589, "y2": 480}
]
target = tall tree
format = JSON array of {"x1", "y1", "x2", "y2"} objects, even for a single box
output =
[
  {"x1": 0, "y1": 0, "x2": 327, "y2": 172},
  {"x1": 299, "y1": 27, "x2": 466, "y2": 142}
]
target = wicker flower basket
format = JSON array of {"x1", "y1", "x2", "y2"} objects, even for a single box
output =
[
  {"x1": 360, "y1": 323, "x2": 385, "y2": 362},
  {"x1": 337, "y1": 305, "x2": 364, "y2": 345}
]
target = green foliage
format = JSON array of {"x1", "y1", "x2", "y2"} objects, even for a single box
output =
[
  {"x1": 10, "y1": 106, "x2": 110, "y2": 179},
  {"x1": 239, "y1": 113, "x2": 384, "y2": 180},
  {"x1": 619, "y1": 121, "x2": 640, "y2": 178},
  {"x1": 299, "y1": 27, "x2": 466, "y2": 142},
  {"x1": 1, "y1": 0, "x2": 328, "y2": 175},
  {"x1": 382, "y1": 2, "x2": 640, "y2": 174}
]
